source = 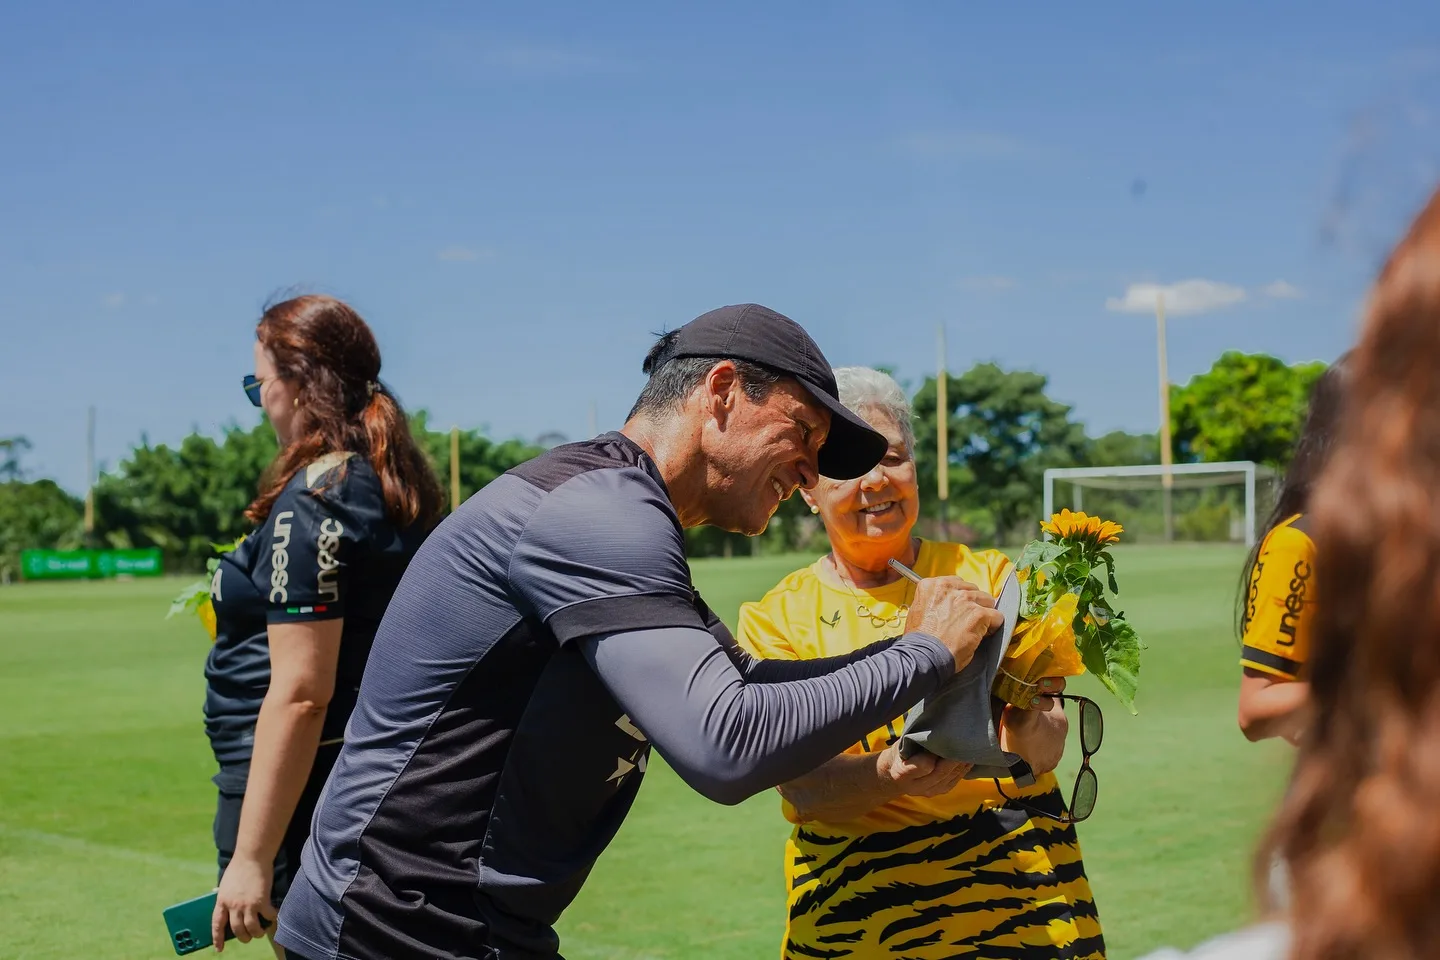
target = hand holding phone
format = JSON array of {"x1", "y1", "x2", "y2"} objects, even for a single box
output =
[
  {"x1": 162, "y1": 890, "x2": 271, "y2": 955},
  {"x1": 213, "y1": 857, "x2": 278, "y2": 949}
]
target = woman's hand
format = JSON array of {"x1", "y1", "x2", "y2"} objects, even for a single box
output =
[
  {"x1": 212, "y1": 856, "x2": 275, "y2": 950},
  {"x1": 999, "y1": 677, "x2": 1069, "y2": 775},
  {"x1": 876, "y1": 743, "x2": 972, "y2": 797}
]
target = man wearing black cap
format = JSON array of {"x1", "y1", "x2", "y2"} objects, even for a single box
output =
[{"x1": 275, "y1": 304, "x2": 1004, "y2": 960}]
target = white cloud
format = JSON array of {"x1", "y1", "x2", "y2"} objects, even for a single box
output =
[
  {"x1": 955, "y1": 275, "x2": 1017, "y2": 292},
  {"x1": 436, "y1": 246, "x2": 494, "y2": 263},
  {"x1": 899, "y1": 131, "x2": 1021, "y2": 158},
  {"x1": 1105, "y1": 279, "x2": 1247, "y2": 316},
  {"x1": 102, "y1": 292, "x2": 126, "y2": 309},
  {"x1": 1261, "y1": 280, "x2": 1303, "y2": 299}
]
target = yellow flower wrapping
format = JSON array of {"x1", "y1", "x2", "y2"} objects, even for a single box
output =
[
  {"x1": 994, "y1": 592, "x2": 1087, "y2": 707},
  {"x1": 199, "y1": 597, "x2": 217, "y2": 643}
]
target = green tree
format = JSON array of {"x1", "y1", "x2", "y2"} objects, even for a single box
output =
[
  {"x1": 88, "y1": 413, "x2": 544, "y2": 571},
  {"x1": 93, "y1": 422, "x2": 279, "y2": 569},
  {"x1": 1170, "y1": 351, "x2": 1327, "y2": 466},
  {"x1": 0, "y1": 479, "x2": 84, "y2": 581},
  {"x1": 1085, "y1": 430, "x2": 1159, "y2": 467},
  {"x1": 914, "y1": 363, "x2": 1088, "y2": 544},
  {"x1": 1, "y1": 436, "x2": 34, "y2": 481}
]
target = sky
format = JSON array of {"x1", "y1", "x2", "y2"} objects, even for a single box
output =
[{"x1": 3, "y1": 1, "x2": 1438, "y2": 493}]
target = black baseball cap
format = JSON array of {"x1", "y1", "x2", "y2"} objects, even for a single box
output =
[{"x1": 653, "y1": 303, "x2": 888, "y2": 480}]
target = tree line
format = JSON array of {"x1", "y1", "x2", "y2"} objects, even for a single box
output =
[{"x1": 0, "y1": 350, "x2": 1325, "y2": 578}]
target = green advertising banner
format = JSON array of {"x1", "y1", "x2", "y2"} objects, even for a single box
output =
[
  {"x1": 21, "y1": 550, "x2": 94, "y2": 580},
  {"x1": 20, "y1": 549, "x2": 164, "y2": 581}
]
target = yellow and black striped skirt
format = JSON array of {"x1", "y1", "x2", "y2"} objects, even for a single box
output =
[{"x1": 781, "y1": 795, "x2": 1104, "y2": 959}]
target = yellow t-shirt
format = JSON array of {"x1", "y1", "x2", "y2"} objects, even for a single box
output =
[
  {"x1": 1240, "y1": 515, "x2": 1315, "y2": 681},
  {"x1": 737, "y1": 539, "x2": 1104, "y2": 959}
]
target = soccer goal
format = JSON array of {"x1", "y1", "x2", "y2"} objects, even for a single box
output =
[{"x1": 1042, "y1": 461, "x2": 1279, "y2": 546}]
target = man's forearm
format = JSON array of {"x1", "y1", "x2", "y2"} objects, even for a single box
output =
[{"x1": 580, "y1": 626, "x2": 952, "y2": 805}]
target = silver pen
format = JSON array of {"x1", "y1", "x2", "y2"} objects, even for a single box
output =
[{"x1": 887, "y1": 558, "x2": 924, "y2": 584}]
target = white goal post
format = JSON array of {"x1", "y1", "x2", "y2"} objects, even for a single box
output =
[{"x1": 1043, "y1": 461, "x2": 1278, "y2": 546}]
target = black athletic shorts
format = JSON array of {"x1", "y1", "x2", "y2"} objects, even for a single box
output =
[{"x1": 213, "y1": 741, "x2": 344, "y2": 907}]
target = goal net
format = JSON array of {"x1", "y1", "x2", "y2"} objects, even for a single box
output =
[{"x1": 1042, "y1": 462, "x2": 1279, "y2": 546}]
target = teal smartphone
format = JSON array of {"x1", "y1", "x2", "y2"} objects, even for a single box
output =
[
  {"x1": 163, "y1": 891, "x2": 271, "y2": 954},
  {"x1": 163, "y1": 891, "x2": 222, "y2": 955}
]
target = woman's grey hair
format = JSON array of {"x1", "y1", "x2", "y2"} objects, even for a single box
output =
[{"x1": 834, "y1": 366, "x2": 914, "y2": 456}]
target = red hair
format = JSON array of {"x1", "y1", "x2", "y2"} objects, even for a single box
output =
[
  {"x1": 1259, "y1": 185, "x2": 1440, "y2": 959},
  {"x1": 245, "y1": 295, "x2": 442, "y2": 530}
]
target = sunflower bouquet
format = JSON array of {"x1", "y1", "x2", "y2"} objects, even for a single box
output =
[{"x1": 993, "y1": 510, "x2": 1143, "y2": 714}]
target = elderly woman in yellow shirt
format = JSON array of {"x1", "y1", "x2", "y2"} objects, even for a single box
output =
[{"x1": 739, "y1": 367, "x2": 1104, "y2": 960}]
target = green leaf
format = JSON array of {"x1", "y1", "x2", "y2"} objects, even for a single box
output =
[
  {"x1": 1019, "y1": 540, "x2": 1068, "y2": 574},
  {"x1": 1099, "y1": 552, "x2": 1119, "y2": 594},
  {"x1": 1016, "y1": 540, "x2": 1048, "y2": 574},
  {"x1": 1078, "y1": 618, "x2": 1141, "y2": 714},
  {"x1": 166, "y1": 578, "x2": 210, "y2": 620},
  {"x1": 1038, "y1": 541, "x2": 1068, "y2": 563}
]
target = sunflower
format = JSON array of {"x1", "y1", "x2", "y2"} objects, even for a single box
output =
[{"x1": 1040, "y1": 509, "x2": 1124, "y2": 546}]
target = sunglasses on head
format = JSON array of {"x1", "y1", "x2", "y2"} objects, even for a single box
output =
[
  {"x1": 994, "y1": 693, "x2": 1103, "y2": 824},
  {"x1": 242, "y1": 374, "x2": 267, "y2": 408}
]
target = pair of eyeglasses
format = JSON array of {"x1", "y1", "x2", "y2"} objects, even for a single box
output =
[
  {"x1": 994, "y1": 693, "x2": 1103, "y2": 824},
  {"x1": 242, "y1": 374, "x2": 268, "y2": 408}
]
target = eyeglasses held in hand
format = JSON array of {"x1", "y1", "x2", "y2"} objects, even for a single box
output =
[
  {"x1": 242, "y1": 374, "x2": 267, "y2": 408},
  {"x1": 994, "y1": 693, "x2": 1103, "y2": 824}
]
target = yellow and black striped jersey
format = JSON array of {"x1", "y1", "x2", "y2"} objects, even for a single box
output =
[
  {"x1": 738, "y1": 539, "x2": 1105, "y2": 959},
  {"x1": 1241, "y1": 515, "x2": 1315, "y2": 681}
]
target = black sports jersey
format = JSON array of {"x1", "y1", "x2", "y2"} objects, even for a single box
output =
[{"x1": 204, "y1": 453, "x2": 427, "y2": 763}]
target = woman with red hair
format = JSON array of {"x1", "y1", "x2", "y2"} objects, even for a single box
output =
[
  {"x1": 1145, "y1": 186, "x2": 1440, "y2": 959},
  {"x1": 206, "y1": 296, "x2": 442, "y2": 955}
]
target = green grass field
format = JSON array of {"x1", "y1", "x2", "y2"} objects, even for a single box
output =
[{"x1": 0, "y1": 546, "x2": 1291, "y2": 959}]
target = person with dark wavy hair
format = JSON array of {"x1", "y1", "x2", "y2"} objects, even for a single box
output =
[
  {"x1": 206, "y1": 295, "x2": 442, "y2": 955},
  {"x1": 1236, "y1": 357, "x2": 1349, "y2": 744},
  {"x1": 1142, "y1": 186, "x2": 1440, "y2": 959}
]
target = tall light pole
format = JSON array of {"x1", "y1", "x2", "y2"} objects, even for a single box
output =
[
  {"x1": 1156, "y1": 294, "x2": 1175, "y2": 541},
  {"x1": 450, "y1": 425, "x2": 461, "y2": 512},
  {"x1": 936, "y1": 325, "x2": 949, "y2": 542},
  {"x1": 84, "y1": 405, "x2": 96, "y2": 541}
]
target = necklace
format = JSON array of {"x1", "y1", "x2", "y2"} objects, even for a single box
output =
[{"x1": 827, "y1": 555, "x2": 916, "y2": 629}]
